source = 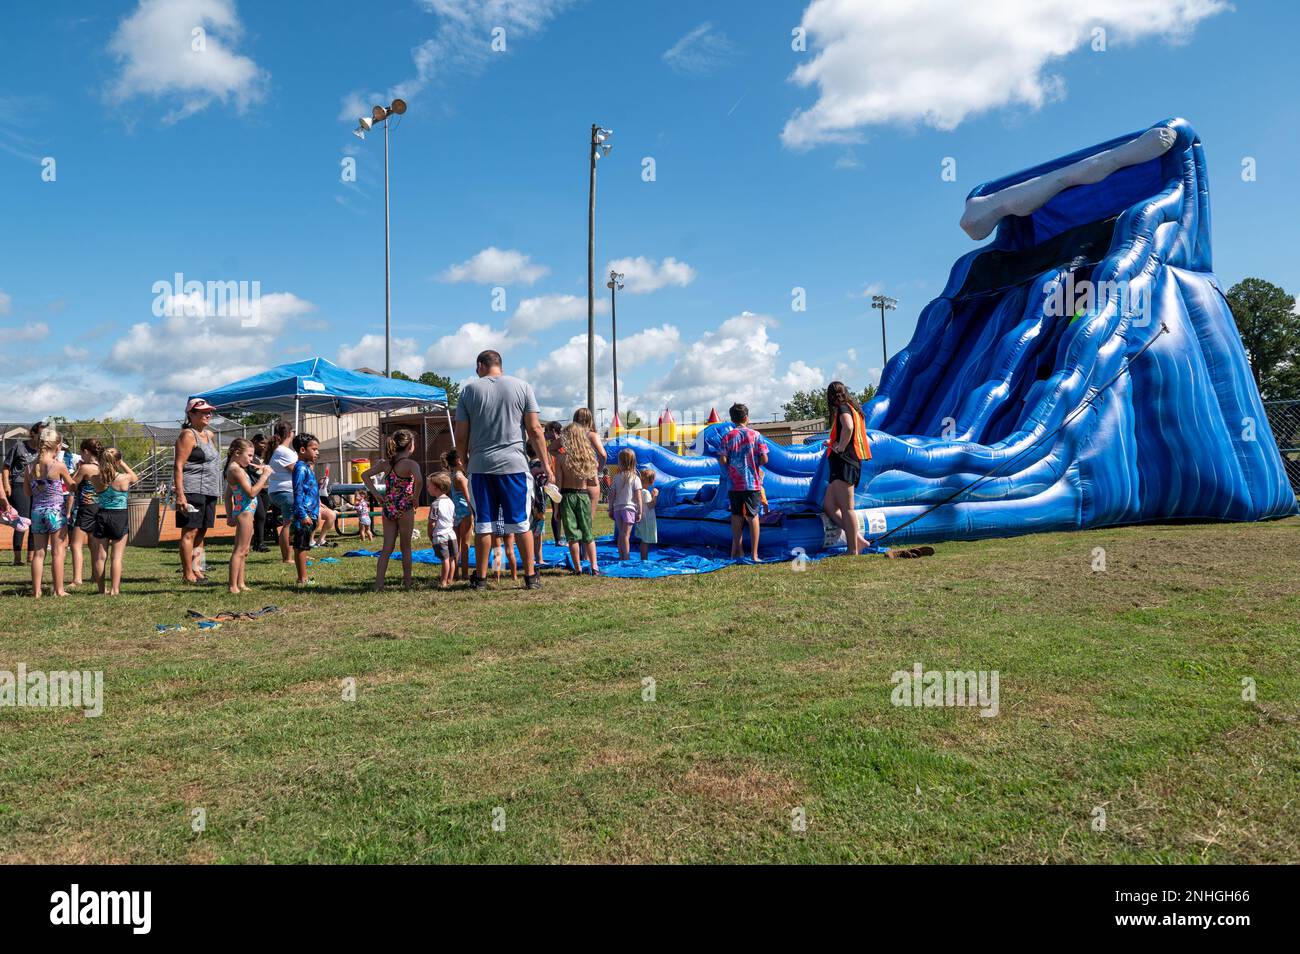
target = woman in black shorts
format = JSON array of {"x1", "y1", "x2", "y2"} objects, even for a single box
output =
[
  {"x1": 174, "y1": 398, "x2": 223, "y2": 585},
  {"x1": 822, "y1": 380, "x2": 873, "y2": 555}
]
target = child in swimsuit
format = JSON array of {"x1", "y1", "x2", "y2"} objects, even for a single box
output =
[
  {"x1": 363, "y1": 428, "x2": 422, "y2": 591},
  {"x1": 443, "y1": 448, "x2": 474, "y2": 581},
  {"x1": 25, "y1": 426, "x2": 73, "y2": 599},
  {"x1": 223, "y1": 438, "x2": 272, "y2": 595},
  {"x1": 90, "y1": 447, "x2": 138, "y2": 596},
  {"x1": 353, "y1": 492, "x2": 374, "y2": 542}
]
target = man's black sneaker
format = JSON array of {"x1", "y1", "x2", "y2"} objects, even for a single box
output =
[
  {"x1": 524, "y1": 573, "x2": 542, "y2": 590},
  {"x1": 468, "y1": 575, "x2": 488, "y2": 591}
]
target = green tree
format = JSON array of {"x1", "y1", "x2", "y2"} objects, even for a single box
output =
[
  {"x1": 390, "y1": 370, "x2": 457, "y2": 406},
  {"x1": 50, "y1": 417, "x2": 153, "y2": 465},
  {"x1": 418, "y1": 371, "x2": 459, "y2": 407},
  {"x1": 782, "y1": 384, "x2": 877, "y2": 422},
  {"x1": 229, "y1": 411, "x2": 277, "y2": 427},
  {"x1": 1227, "y1": 277, "x2": 1300, "y2": 399},
  {"x1": 623, "y1": 410, "x2": 643, "y2": 429}
]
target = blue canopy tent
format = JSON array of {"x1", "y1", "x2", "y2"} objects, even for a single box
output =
[{"x1": 189, "y1": 357, "x2": 450, "y2": 480}]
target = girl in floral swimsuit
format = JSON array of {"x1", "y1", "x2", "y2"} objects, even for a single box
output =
[{"x1": 363, "y1": 428, "x2": 422, "y2": 591}]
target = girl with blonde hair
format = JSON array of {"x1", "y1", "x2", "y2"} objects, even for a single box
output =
[
  {"x1": 26, "y1": 427, "x2": 73, "y2": 598},
  {"x1": 607, "y1": 447, "x2": 644, "y2": 561},
  {"x1": 90, "y1": 447, "x2": 138, "y2": 595},
  {"x1": 223, "y1": 438, "x2": 271, "y2": 594}
]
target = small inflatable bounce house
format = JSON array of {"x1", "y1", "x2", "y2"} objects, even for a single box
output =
[{"x1": 607, "y1": 118, "x2": 1297, "y2": 550}]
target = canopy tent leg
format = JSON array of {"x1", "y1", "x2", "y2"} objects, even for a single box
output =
[
  {"x1": 294, "y1": 397, "x2": 300, "y2": 435},
  {"x1": 337, "y1": 412, "x2": 345, "y2": 489},
  {"x1": 444, "y1": 404, "x2": 455, "y2": 448}
]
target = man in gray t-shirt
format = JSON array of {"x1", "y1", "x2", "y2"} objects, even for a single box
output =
[{"x1": 453, "y1": 350, "x2": 553, "y2": 590}]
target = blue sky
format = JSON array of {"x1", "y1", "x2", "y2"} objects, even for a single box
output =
[{"x1": 2, "y1": 0, "x2": 1297, "y2": 425}]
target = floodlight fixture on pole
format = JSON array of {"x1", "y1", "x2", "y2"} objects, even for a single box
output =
[
  {"x1": 587, "y1": 124, "x2": 613, "y2": 416},
  {"x1": 871, "y1": 293, "x2": 898, "y2": 365},
  {"x1": 353, "y1": 98, "x2": 408, "y2": 377}
]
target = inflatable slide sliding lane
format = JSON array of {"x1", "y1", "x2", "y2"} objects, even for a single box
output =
[{"x1": 609, "y1": 118, "x2": 1296, "y2": 551}]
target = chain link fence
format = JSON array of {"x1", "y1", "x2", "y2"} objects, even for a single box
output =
[
  {"x1": 1263, "y1": 399, "x2": 1300, "y2": 495},
  {"x1": 0, "y1": 415, "x2": 270, "y2": 494}
]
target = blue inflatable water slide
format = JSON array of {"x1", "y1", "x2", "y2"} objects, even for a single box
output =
[{"x1": 606, "y1": 118, "x2": 1296, "y2": 551}]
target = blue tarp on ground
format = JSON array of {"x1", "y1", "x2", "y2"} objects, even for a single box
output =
[{"x1": 344, "y1": 536, "x2": 885, "y2": 577}]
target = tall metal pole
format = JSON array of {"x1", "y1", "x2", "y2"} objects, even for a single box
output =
[
  {"x1": 610, "y1": 278, "x2": 619, "y2": 428},
  {"x1": 879, "y1": 301, "x2": 888, "y2": 366},
  {"x1": 384, "y1": 116, "x2": 392, "y2": 379},
  {"x1": 872, "y1": 294, "x2": 897, "y2": 367},
  {"x1": 586, "y1": 124, "x2": 597, "y2": 416}
]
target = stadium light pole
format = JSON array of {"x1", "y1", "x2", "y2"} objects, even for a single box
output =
[
  {"x1": 872, "y1": 293, "x2": 898, "y2": 366},
  {"x1": 354, "y1": 98, "x2": 408, "y2": 377},
  {"x1": 587, "y1": 124, "x2": 613, "y2": 415},
  {"x1": 607, "y1": 269, "x2": 625, "y2": 430}
]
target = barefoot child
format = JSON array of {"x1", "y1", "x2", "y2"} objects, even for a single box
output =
[
  {"x1": 364, "y1": 428, "x2": 421, "y2": 591},
  {"x1": 353, "y1": 491, "x2": 374, "y2": 542},
  {"x1": 608, "y1": 448, "x2": 643, "y2": 562},
  {"x1": 68, "y1": 438, "x2": 103, "y2": 587},
  {"x1": 638, "y1": 468, "x2": 658, "y2": 561},
  {"x1": 426, "y1": 472, "x2": 458, "y2": 588},
  {"x1": 557, "y1": 413, "x2": 601, "y2": 575},
  {"x1": 290, "y1": 434, "x2": 321, "y2": 587},
  {"x1": 89, "y1": 447, "x2": 137, "y2": 596},
  {"x1": 443, "y1": 449, "x2": 474, "y2": 580},
  {"x1": 223, "y1": 438, "x2": 271, "y2": 594},
  {"x1": 26, "y1": 427, "x2": 73, "y2": 599},
  {"x1": 718, "y1": 403, "x2": 769, "y2": 561}
]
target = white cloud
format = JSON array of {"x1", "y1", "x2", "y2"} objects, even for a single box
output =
[
  {"x1": 515, "y1": 333, "x2": 603, "y2": 419},
  {"x1": 509, "y1": 294, "x2": 606, "y2": 335},
  {"x1": 0, "y1": 379, "x2": 103, "y2": 423},
  {"x1": 341, "y1": 0, "x2": 574, "y2": 118},
  {"x1": 11, "y1": 322, "x2": 50, "y2": 342},
  {"x1": 607, "y1": 256, "x2": 696, "y2": 294},
  {"x1": 108, "y1": 0, "x2": 269, "y2": 124},
  {"x1": 63, "y1": 345, "x2": 90, "y2": 361},
  {"x1": 104, "y1": 289, "x2": 317, "y2": 411},
  {"x1": 618, "y1": 324, "x2": 681, "y2": 366},
  {"x1": 509, "y1": 324, "x2": 682, "y2": 419},
  {"x1": 337, "y1": 334, "x2": 425, "y2": 377},
  {"x1": 782, "y1": 0, "x2": 1229, "y2": 148},
  {"x1": 439, "y1": 247, "x2": 549, "y2": 286},
  {"x1": 0, "y1": 289, "x2": 10, "y2": 315},
  {"x1": 426, "y1": 322, "x2": 513, "y2": 371},
  {"x1": 662, "y1": 22, "x2": 736, "y2": 75},
  {"x1": 630, "y1": 312, "x2": 857, "y2": 420},
  {"x1": 781, "y1": 359, "x2": 825, "y2": 395}
]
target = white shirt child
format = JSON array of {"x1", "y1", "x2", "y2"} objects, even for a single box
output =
[{"x1": 431, "y1": 495, "x2": 456, "y2": 543}]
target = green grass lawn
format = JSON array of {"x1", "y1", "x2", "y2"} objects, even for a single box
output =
[{"x1": 1, "y1": 516, "x2": 1297, "y2": 863}]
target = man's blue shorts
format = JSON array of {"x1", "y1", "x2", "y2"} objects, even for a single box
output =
[{"x1": 470, "y1": 472, "x2": 532, "y2": 536}]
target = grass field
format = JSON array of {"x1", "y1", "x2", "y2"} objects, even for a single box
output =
[{"x1": 1, "y1": 516, "x2": 1297, "y2": 864}]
